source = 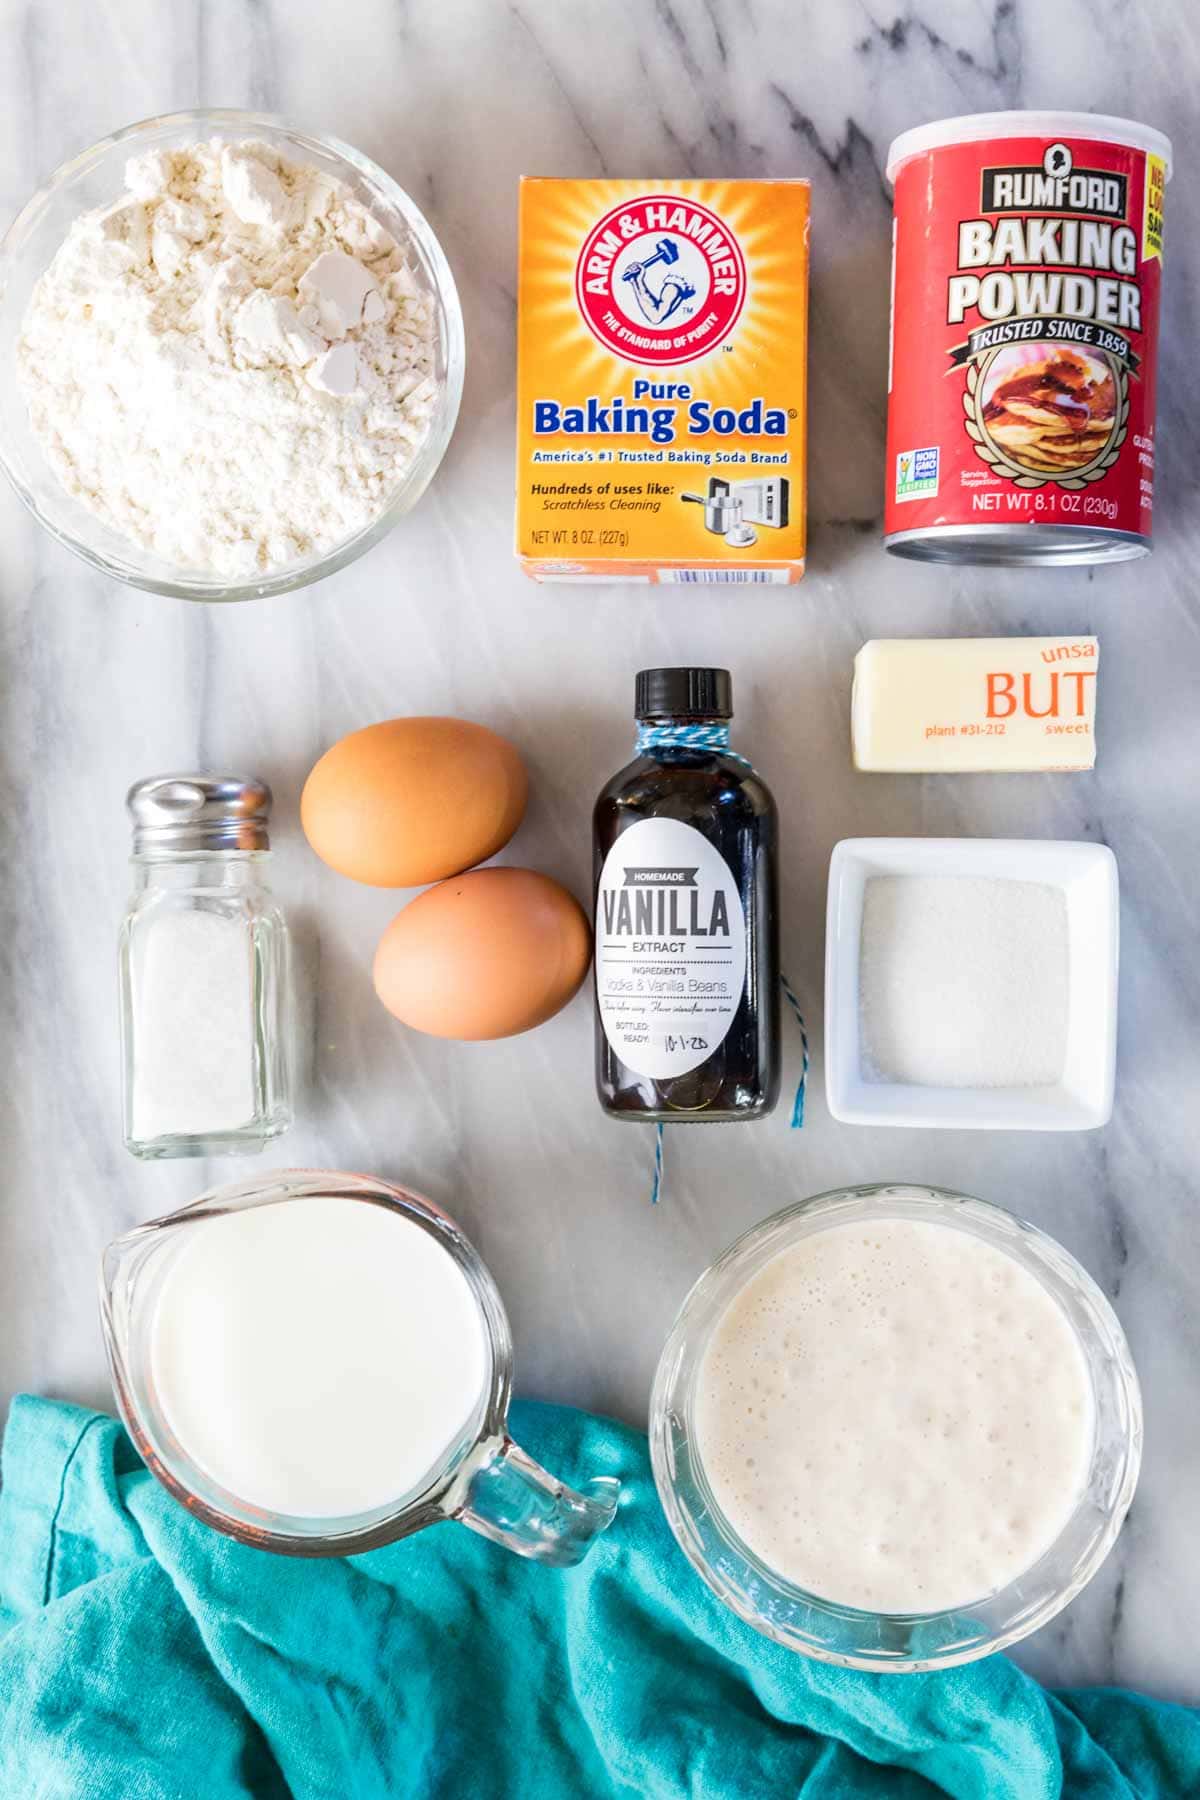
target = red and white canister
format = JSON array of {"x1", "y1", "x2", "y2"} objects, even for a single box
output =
[{"x1": 884, "y1": 112, "x2": 1171, "y2": 565}]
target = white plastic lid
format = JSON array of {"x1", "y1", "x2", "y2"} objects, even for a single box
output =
[{"x1": 886, "y1": 111, "x2": 1173, "y2": 184}]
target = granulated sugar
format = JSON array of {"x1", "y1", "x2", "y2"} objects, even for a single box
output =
[{"x1": 860, "y1": 874, "x2": 1069, "y2": 1088}]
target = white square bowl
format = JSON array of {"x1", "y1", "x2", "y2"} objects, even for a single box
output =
[{"x1": 824, "y1": 838, "x2": 1119, "y2": 1131}]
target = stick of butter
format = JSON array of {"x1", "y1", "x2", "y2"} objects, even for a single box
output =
[{"x1": 852, "y1": 638, "x2": 1098, "y2": 772}]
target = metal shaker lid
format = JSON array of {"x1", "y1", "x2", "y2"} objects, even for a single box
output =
[{"x1": 126, "y1": 774, "x2": 273, "y2": 854}]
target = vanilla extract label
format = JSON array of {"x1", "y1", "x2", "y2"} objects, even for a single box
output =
[{"x1": 594, "y1": 818, "x2": 747, "y2": 1080}]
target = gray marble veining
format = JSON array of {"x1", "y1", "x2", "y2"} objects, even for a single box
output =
[{"x1": 1, "y1": 0, "x2": 1196, "y2": 1701}]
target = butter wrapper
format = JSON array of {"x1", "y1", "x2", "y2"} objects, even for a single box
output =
[{"x1": 852, "y1": 637, "x2": 1098, "y2": 772}]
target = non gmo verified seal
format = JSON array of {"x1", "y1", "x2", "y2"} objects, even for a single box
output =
[
  {"x1": 895, "y1": 446, "x2": 939, "y2": 502},
  {"x1": 575, "y1": 195, "x2": 747, "y2": 366}
]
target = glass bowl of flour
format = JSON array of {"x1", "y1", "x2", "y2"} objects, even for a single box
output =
[
  {"x1": 0, "y1": 110, "x2": 464, "y2": 599},
  {"x1": 651, "y1": 1184, "x2": 1141, "y2": 1671}
]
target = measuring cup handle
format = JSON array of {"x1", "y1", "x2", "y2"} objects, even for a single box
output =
[{"x1": 455, "y1": 1435, "x2": 618, "y2": 1566}]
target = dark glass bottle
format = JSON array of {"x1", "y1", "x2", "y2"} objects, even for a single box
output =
[{"x1": 593, "y1": 668, "x2": 780, "y2": 1122}]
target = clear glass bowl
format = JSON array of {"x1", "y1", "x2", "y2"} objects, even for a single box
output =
[
  {"x1": 650, "y1": 1184, "x2": 1142, "y2": 1672},
  {"x1": 0, "y1": 109, "x2": 465, "y2": 601}
]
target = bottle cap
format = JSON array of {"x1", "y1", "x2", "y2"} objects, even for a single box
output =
[
  {"x1": 126, "y1": 774, "x2": 272, "y2": 854},
  {"x1": 635, "y1": 668, "x2": 732, "y2": 721}
]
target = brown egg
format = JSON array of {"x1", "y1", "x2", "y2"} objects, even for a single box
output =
[
  {"x1": 373, "y1": 868, "x2": 592, "y2": 1040},
  {"x1": 301, "y1": 717, "x2": 528, "y2": 887}
]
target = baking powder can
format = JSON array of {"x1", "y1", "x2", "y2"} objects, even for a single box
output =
[{"x1": 884, "y1": 112, "x2": 1172, "y2": 565}]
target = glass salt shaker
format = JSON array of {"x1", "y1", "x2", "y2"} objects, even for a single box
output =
[{"x1": 119, "y1": 775, "x2": 292, "y2": 1160}]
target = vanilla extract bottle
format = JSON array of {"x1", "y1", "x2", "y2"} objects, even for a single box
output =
[{"x1": 593, "y1": 668, "x2": 780, "y2": 1121}]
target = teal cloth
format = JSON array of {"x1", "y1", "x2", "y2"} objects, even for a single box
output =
[{"x1": 1, "y1": 1396, "x2": 1197, "y2": 1799}]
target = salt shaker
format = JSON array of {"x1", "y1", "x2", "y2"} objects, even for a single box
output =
[{"x1": 119, "y1": 775, "x2": 292, "y2": 1160}]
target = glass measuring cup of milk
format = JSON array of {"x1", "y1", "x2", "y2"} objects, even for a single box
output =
[
  {"x1": 100, "y1": 1171, "x2": 618, "y2": 1562},
  {"x1": 651, "y1": 1185, "x2": 1141, "y2": 1671}
]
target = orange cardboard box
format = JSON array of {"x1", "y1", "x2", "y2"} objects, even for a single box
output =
[{"x1": 516, "y1": 179, "x2": 809, "y2": 585}]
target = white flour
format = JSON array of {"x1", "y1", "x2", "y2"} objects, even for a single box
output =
[{"x1": 18, "y1": 140, "x2": 440, "y2": 576}]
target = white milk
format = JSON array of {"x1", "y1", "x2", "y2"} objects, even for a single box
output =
[
  {"x1": 150, "y1": 1196, "x2": 489, "y2": 1519},
  {"x1": 694, "y1": 1216, "x2": 1094, "y2": 1614}
]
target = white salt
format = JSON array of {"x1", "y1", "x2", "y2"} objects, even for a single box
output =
[
  {"x1": 130, "y1": 908, "x2": 257, "y2": 1139},
  {"x1": 859, "y1": 874, "x2": 1069, "y2": 1088}
]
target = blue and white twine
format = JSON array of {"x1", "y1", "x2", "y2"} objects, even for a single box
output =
[
  {"x1": 780, "y1": 972, "x2": 810, "y2": 1131},
  {"x1": 636, "y1": 721, "x2": 751, "y2": 765},
  {"x1": 649, "y1": 985, "x2": 808, "y2": 1204}
]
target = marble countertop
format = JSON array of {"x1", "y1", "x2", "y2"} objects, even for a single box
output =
[{"x1": 1, "y1": 0, "x2": 1196, "y2": 1703}]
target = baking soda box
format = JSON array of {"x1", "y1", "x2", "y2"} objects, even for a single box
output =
[{"x1": 516, "y1": 179, "x2": 809, "y2": 584}]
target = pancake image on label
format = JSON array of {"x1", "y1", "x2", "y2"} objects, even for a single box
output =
[{"x1": 980, "y1": 346, "x2": 1117, "y2": 475}]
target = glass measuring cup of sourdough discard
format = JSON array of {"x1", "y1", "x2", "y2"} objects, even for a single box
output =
[{"x1": 101, "y1": 1170, "x2": 618, "y2": 1562}]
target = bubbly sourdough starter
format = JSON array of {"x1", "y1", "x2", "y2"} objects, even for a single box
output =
[
  {"x1": 695, "y1": 1216, "x2": 1094, "y2": 1613},
  {"x1": 150, "y1": 1197, "x2": 488, "y2": 1519}
]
